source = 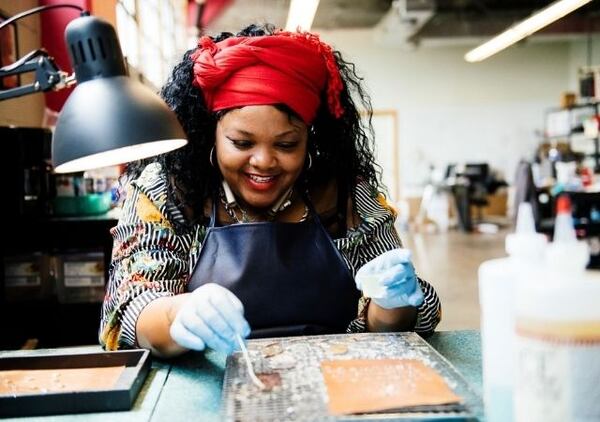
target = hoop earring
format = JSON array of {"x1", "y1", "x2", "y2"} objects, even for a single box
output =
[
  {"x1": 209, "y1": 146, "x2": 216, "y2": 167},
  {"x1": 306, "y1": 152, "x2": 312, "y2": 170}
]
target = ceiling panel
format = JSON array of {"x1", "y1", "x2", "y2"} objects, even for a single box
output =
[{"x1": 204, "y1": 0, "x2": 600, "y2": 38}]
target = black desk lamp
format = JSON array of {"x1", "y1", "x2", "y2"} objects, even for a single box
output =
[{"x1": 0, "y1": 4, "x2": 187, "y2": 173}]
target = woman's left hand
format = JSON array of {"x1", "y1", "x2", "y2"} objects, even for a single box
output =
[{"x1": 355, "y1": 248, "x2": 424, "y2": 309}]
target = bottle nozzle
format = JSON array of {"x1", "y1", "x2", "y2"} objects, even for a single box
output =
[
  {"x1": 505, "y1": 201, "x2": 547, "y2": 258},
  {"x1": 553, "y1": 195, "x2": 577, "y2": 243},
  {"x1": 547, "y1": 194, "x2": 589, "y2": 271},
  {"x1": 515, "y1": 202, "x2": 536, "y2": 234},
  {"x1": 556, "y1": 195, "x2": 572, "y2": 215}
]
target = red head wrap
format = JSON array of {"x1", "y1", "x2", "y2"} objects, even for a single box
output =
[{"x1": 190, "y1": 31, "x2": 344, "y2": 125}]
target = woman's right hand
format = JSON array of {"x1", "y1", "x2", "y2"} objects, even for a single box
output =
[{"x1": 169, "y1": 283, "x2": 251, "y2": 355}]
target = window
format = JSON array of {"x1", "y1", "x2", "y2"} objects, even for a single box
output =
[{"x1": 116, "y1": 0, "x2": 187, "y2": 89}]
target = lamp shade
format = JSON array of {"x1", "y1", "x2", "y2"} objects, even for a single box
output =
[
  {"x1": 52, "y1": 15, "x2": 187, "y2": 173},
  {"x1": 53, "y1": 76, "x2": 187, "y2": 173}
]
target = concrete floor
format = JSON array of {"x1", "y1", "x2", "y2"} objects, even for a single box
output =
[{"x1": 400, "y1": 229, "x2": 508, "y2": 331}]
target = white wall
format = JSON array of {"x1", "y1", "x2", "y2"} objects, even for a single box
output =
[
  {"x1": 319, "y1": 29, "x2": 573, "y2": 199},
  {"x1": 567, "y1": 35, "x2": 600, "y2": 91}
]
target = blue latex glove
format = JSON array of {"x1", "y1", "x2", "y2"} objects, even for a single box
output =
[
  {"x1": 355, "y1": 248, "x2": 424, "y2": 309},
  {"x1": 170, "y1": 283, "x2": 251, "y2": 355}
]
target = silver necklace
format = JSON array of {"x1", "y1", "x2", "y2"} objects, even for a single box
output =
[{"x1": 219, "y1": 183, "x2": 309, "y2": 223}]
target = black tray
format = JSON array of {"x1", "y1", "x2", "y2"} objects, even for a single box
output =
[{"x1": 0, "y1": 349, "x2": 151, "y2": 417}]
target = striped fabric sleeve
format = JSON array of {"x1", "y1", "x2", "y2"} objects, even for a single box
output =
[
  {"x1": 339, "y1": 181, "x2": 442, "y2": 336},
  {"x1": 99, "y1": 163, "x2": 198, "y2": 350}
]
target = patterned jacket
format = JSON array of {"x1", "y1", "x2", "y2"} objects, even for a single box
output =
[{"x1": 100, "y1": 163, "x2": 441, "y2": 350}]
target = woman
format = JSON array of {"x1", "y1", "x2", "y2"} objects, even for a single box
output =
[{"x1": 100, "y1": 25, "x2": 441, "y2": 357}]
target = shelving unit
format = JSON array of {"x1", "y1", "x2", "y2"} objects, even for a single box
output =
[
  {"x1": 540, "y1": 104, "x2": 600, "y2": 269},
  {"x1": 545, "y1": 102, "x2": 600, "y2": 172},
  {"x1": 0, "y1": 214, "x2": 118, "y2": 349}
]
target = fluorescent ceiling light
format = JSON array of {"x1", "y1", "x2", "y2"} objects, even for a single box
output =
[
  {"x1": 285, "y1": 0, "x2": 320, "y2": 32},
  {"x1": 465, "y1": 0, "x2": 592, "y2": 62}
]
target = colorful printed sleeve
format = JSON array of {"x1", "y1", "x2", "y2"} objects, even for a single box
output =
[
  {"x1": 100, "y1": 163, "x2": 203, "y2": 350},
  {"x1": 336, "y1": 181, "x2": 442, "y2": 336}
]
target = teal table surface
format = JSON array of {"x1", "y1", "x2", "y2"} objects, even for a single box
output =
[{"x1": 1, "y1": 330, "x2": 482, "y2": 421}]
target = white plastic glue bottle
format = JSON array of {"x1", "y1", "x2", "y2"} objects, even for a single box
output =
[
  {"x1": 478, "y1": 202, "x2": 548, "y2": 422},
  {"x1": 515, "y1": 195, "x2": 600, "y2": 422}
]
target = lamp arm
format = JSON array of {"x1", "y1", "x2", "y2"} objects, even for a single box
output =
[
  {"x1": 0, "y1": 50, "x2": 74, "y2": 101},
  {"x1": 2, "y1": 49, "x2": 47, "y2": 73},
  {"x1": 0, "y1": 4, "x2": 87, "y2": 30},
  {"x1": 0, "y1": 4, "x2": 88, "y2": 101}
]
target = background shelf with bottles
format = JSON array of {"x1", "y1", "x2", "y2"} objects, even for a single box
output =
[
  {"x1": 0, "y1": 126, "x2": 123, "y2": 350},
  {"x1": 544, "y1": 101, "x2": 600, "y2": 173},
  {"x1": 537, "y1": 84, "x2": 600, "y2": 270}
]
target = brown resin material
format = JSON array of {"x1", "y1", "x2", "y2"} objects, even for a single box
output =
[
  {"x1": 0, "y1": 366, "x2": 126, "y2": 395},
  {"x1": 321, "y1": 359, "x2": 461, "y2": 415}
]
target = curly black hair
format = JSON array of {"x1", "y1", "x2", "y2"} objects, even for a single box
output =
[{"x1": 126, "y1": 24, "x2": 382, "y2": 218}]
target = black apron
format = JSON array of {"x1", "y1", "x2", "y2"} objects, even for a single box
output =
[{"x1": 187, "y1": 196, "x2": 360, "y2": 338}]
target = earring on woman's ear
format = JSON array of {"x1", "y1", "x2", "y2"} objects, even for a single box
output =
[
  {"x1": 209, "y1": 146, "x2": 216, "y2": 167},
  {"x1": 307, "y1": 152, "x2": 312, "y2": 170}
]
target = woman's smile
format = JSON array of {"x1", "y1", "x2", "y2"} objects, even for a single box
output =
[{"x1": 244, "y1": 173, "x2": 279, "y2": 191}]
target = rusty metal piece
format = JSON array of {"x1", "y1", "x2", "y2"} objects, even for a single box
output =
[
  {"x1": 329, "y1": 343, "x2": 348, "y2": 355},
  {"x1": 256, "y1": 372, "x2": 282, "y2": 392},
  {"x1": 268, "y1": 352, "x2": 296, "y2": 370},
  {"x1": 262, "y1": 343, "x2": 283, "y2": 358}
]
